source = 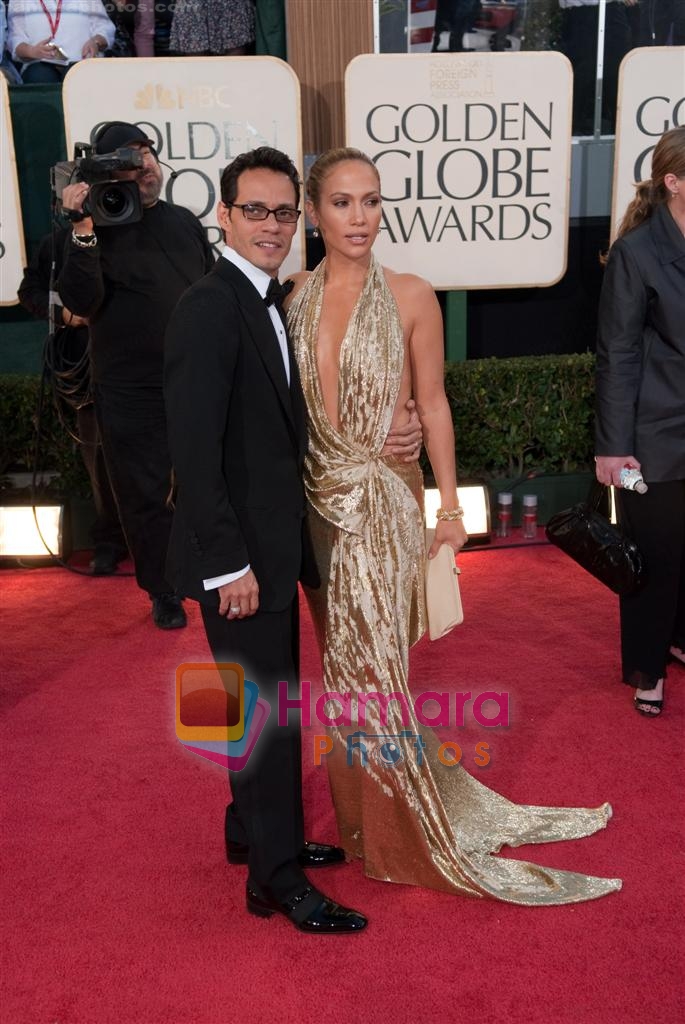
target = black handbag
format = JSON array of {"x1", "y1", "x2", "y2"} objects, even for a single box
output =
[{"x1": 545, "y1": 485, "x2": 646, "y2": 596}]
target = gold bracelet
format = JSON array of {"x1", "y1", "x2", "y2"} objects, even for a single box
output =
[{"x1": 436, "y1": 506, "x2": 464, "y2": 522}]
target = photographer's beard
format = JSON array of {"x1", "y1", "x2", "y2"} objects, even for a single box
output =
[
  {"x1": 114, "y1": 158, "x2": 163, "y2": 209},
  {"x1": 136, "y1": 162, "x2": 164, "y2": 207}
]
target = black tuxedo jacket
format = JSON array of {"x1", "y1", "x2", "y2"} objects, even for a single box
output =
[
  {"x1": 596, "y1": 203, "x2": 685, "y2": 483},
  {"x1": 164, "y1": 257, "x2": 317, "y2": 609}
]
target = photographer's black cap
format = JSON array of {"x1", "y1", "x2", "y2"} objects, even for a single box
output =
[{"x1": 94, "y1": 121, "x2": 155, "y2": 155}]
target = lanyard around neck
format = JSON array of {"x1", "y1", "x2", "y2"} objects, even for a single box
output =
[{"x1": 38, "y1": 0, "x2": 63, "y2": 39}]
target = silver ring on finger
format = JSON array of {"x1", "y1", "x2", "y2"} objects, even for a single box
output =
[{"x1": 229, "y1": 605, "x2": 241, "y2": 614}]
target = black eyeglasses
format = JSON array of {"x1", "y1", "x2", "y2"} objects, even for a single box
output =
[{"x1": 228, "y1": 203, "x2": 301, "y2": 224}]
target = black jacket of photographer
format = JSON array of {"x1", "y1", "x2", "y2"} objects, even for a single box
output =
[{"x1": 57, "y1": 199, "x2": 215, "y2": 388}]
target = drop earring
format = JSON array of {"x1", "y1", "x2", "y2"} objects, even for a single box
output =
[{"x1": 312, "y1": 227, "x2": 319, "y2": 238}]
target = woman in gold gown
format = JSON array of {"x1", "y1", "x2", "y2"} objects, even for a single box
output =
[{"x1": 286, "y1": 148, "x2": 621, "y2": 905}]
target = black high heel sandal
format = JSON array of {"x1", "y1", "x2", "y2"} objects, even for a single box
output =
[
  {"x1": 634, "y1": 678, "x2": 664, "y2": 717},
  {"x1": 634, "y1": 694, "x2": 663, "y2": 716}
]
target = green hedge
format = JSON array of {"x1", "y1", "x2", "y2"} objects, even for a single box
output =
[
  {"x1": 0, "y1": 374, "x2": 89, "y2": 496},
  {"x1": 0, "y1": 353, "x2": 597, "y2": 494},
  {"x1": 444, "y1": 353, "x2": 596, "y2": 479}
]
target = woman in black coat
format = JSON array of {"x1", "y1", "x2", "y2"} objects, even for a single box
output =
[{"x1": 595, "y1": 125, "x2": 685, "y2": 716}]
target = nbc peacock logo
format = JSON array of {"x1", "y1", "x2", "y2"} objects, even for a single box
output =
[{"x1": 175, "y1": 663, "x2": 270, "y2": 771}]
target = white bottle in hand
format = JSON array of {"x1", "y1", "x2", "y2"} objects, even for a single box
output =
[{"x1": 620, "y1": 468, "x2": 648, "y2": 494}]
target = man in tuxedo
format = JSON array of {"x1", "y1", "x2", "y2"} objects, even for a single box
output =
[{"x1": 164, "y1": 148, "x2": 368, "y2": 933}]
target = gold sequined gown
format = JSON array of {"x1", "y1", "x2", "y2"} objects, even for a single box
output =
[{"x1": 288, "y1": 256, "x2": 621, "y2": 904}]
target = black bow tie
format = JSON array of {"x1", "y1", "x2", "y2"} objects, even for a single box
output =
[{"x1": 265, "y1": 277, "x2": 294, "y2": 308}]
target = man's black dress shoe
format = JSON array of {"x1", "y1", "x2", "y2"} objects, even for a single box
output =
[
  {"x1": 151, "y1": 594, "x2": 187, "y2": 630},
  {"x1": 246, "y1": 885, "x2": 367, "y2": 933},
  {"x1": 90, "y1": 543, "x2": 127, "y2": 576},
  {"x1": 227, "y1": 839, "x2": 345, "y2": 868}
]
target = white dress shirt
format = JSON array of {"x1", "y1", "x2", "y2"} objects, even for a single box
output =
[
  {"x1": 203, "y1": 245, "x2": 291, "y2": 592},
  {"x1": 8, "y1": 0, "x2": 115, "y2": 64}
]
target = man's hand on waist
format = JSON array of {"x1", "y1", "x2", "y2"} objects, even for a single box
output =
[{"x1": 381, "y1": 398, "x2": 423, "y2": 462}]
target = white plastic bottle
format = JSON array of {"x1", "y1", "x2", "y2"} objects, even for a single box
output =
[
  {"x1": 521, "y1": 494, "x2": 538, "y2": 539},
  {"x1": 619, "y1": 468, "x2": 648, "y2": 494},
  {"x1": 496, "y1": 492, "x2": 513, "y2": 538}
]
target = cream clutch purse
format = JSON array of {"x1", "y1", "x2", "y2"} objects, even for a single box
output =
[{"x1": 425, "y1": 543, "x2": 463, "y2": 641}]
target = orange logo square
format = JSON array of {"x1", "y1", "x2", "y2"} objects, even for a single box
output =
[{"x1": 175, "y1": 663, "x2": 245, "y2": 742}]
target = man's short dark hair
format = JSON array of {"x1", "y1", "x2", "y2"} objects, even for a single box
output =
[{"x1": 220, "y1": 147, "x2": 301, "y2": 207}]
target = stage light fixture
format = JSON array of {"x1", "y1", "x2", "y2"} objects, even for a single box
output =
[
  {"x1": 0, "y1": 504, "x2": 66, "y2": 560},
  {"x1": 424, "y1": 485, "x2": 491, "y2": 542}
]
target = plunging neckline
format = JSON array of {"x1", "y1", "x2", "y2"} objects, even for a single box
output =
[
  {"x1": 312, "y1": 259, "x2": 373, "y2": 437},
  {"x1": 288, "y1": 253, "x2": 407, "y2": 460}
]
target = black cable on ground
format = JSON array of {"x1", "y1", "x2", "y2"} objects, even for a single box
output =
[{"x1": 24, "y1": 215, "x2": 134, "y2": 577}]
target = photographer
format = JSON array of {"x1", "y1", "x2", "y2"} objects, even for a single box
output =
[
  {"x1": 18, "y1": 227, "x2": 128, "y2": 576},
  {"x1": 57, "y1": 121, "x2": 215, "y2": 630}
]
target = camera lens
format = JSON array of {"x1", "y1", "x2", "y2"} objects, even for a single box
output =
[
  {"x1": 87, "y1": 181, "x2": 142, "y2": 227},
  {"x1": 101, "y1": 187, "x2": 128, "y2": 217},
  {"x1": 88, "y1": 181, "x2": 141, "y2": 226}
]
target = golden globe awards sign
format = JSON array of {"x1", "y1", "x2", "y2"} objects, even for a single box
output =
[
  {"x1": 345, "y1": 53, "x2": 572, "y2": 289},
  {"x1": 0, "y1": 77, "x2": 27, "y2": 307},
  {"x1": 62, "y1": 57, "x2": 304, "y2": 275},
  {"x1": 612, "y1": 47, "x2": 685, "y2": 237}
]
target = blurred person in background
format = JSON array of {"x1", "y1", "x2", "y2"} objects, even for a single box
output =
[
  {"x1": 1, "y1": 1, "x2": 21, "y2": 81},
  {"x1": 8, "y1": 0, "x2": 114, "y2": 83},
  {"x1": 431, "y1": 0, "x2": 481, "y2": 52},
  {"x1": 558, "y1": 0, "x2": 633, "y2": 135},
  {"x1": 169, "y1": 0, "x2": 255, "y2": 56},
  {"x1": 627, "y1": 0, "x2": 685, "y2": 45},
  {"x1": 105, "y1": 1, "x2": 174, "y2": 57},
  {"x1": 595, "y1": 126, "x2": 685, "y2": 716}
]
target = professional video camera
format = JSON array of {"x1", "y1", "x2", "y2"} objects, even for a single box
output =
[{"x1": 51, "y1": 143, "x2": 144, "y2": 227}]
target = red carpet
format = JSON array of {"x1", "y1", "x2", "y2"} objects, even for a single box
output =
[{"x1": 2, "y1": 545, "x2": 683, "y2": 1024}]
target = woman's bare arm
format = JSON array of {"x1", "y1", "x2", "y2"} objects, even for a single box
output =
[{"x1": 400, "y1": 274, "x2": 467, "y2": 556}]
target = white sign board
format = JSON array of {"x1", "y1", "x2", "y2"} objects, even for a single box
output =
[
  {"x1": 62, "y1": 57, "x2": 304, "y2": 274},
  {"x1": 0, "y1": 76, "x2": 26, "y2": 307},
  {"x1": 346, "y1": 52, "x2": 573, "y2": 290},
  {"x1": 612, "y1": 47, "x2": 685, "y2": 238}
]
